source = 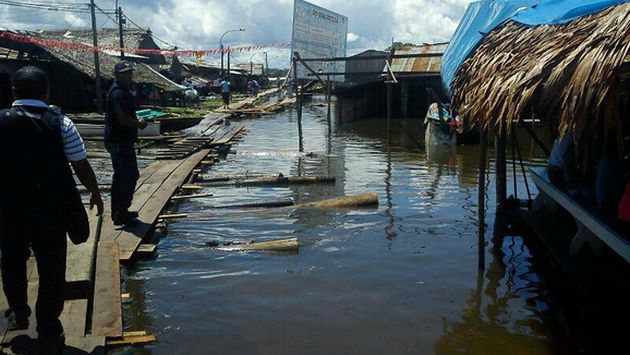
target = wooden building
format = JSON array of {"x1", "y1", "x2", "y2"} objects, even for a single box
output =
[
  {"x1": 335, "y1": 43, "x2": 448, "y2": 122},
  {"x1": 0, "y1": 28, "x2": 183, "y2": 112}
]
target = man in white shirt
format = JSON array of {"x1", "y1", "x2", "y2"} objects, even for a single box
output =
[{"x1": 0, "y1": 66, "x2": 103, "y2": 353}]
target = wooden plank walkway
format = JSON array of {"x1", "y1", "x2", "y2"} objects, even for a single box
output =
[
  {"x1": 0, "y1": 209, "x2": 107, "y2": 354},
  {"x1": 0, "y1": 116, "x2": 246, "y2": 353},
  {"x1": 101, "y1": 149, "x2": 212, "y2": 261}
]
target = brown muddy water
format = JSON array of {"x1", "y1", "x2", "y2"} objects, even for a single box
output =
[{"x1": 115, "y1": 99, "x2": 614, "y2": 354}]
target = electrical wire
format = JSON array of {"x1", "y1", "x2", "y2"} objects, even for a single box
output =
[
  {"x1": 122, "y1": 13, "x2": 176, "y2": 49},
  {"x1": 4, "y1": 9, "x2": 48, "y2": 20},
  {"x1": 94, "y1": 3, "x2": 119, "y2": 25},
  {"x1": 0, "y1": 0, "x2": 116, "y2": 14}
]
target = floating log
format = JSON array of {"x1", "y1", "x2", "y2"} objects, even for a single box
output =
[
  {"x1": 236, "y1": 175, "x2": 335, "y2": 186},
  {"x1": 197, "y1": 175, "x2": 336, "y2": 187},
  {"x1": 180, "y1": 184, "x2": 204, "y2": 190},
  {"x1": 195, "y1": 173, "x2": 283, "y2": 183},
  {"x1": 213, "y1": 199, "x2": 294, "y2": 209},
  {"x1": 213, "y1": 238, "x2": 299, "y2": 252},
  {"x1": 170, "y1": 192, "x2": 214, "y2": 201},
  {"x1": 294, "y1": 193, "x2": 379, "y2": 209},
  {"x1": 157, "y1": 213, "x2": 187, "y2": 220},
  {"x1": 106, "y1": 331, "x2": 157, "y2": 346}
]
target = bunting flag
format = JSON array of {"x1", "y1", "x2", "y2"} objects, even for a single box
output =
[{"x1": 0, "y1": 32, "x2": 291, "y2": 57}]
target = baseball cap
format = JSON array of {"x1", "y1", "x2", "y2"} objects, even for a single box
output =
[{"x1": 114, "y1": 61, "x2": 134, "y2": 73}]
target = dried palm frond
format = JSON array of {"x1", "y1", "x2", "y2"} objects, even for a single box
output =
[{"x1": 452, "y1": 3, "x2": 630, "y2": 148}]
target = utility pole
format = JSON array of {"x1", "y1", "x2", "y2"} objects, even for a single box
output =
[
  {"x1": 117, "y1": 6, "x2": 125, "y2": 59},
  {"x1": 220, "y1": 44, "x2": 224, "y2": 78},
  {"x1": 90, "y1": 0, "x2": 103, "y2": 113},
  {"x1": 264, "y1": 52, "x2": 269, "y2": 77},
  {"x1": 227, "y1": 48, "x2": 230, "y2": 80}
]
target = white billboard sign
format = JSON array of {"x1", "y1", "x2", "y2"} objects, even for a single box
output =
[{"x1": 291, "y1": 0, "x2": 348, "y2": 81}]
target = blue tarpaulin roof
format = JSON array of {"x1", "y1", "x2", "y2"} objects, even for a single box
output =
[{"x1": 441, "y1": 0, "x2": 630, "y2": 94}]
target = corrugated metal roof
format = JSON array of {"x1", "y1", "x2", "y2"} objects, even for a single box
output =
[{"x1": 389, "y1": 43, "x2": 448, "y2": 74}]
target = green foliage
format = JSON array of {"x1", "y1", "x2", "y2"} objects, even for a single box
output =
[
  {"x1": 386, "y1": 42, "x2": 416, "y2": 51},
  {"x1": 266, "y1": 68, "x2": 289, "y2": 78}
]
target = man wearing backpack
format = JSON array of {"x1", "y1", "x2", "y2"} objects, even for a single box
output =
[{"x1": 0, "y1": 66, "x2": 103, "y2": 353}]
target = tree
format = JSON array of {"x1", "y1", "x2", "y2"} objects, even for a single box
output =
[
  {"x1": 266, "y1": 68, "x2": 289, "y2": 78},
  {"x1": 386, "y1": 42, "x2": 416, "y2": 51}
]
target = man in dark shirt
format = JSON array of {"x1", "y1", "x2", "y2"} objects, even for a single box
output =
[{"x1": 105, "y1": 61, "x2": 147, "y2": 226}]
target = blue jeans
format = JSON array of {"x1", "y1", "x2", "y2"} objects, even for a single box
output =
[{"x1": 105, "y1": 142, "x2": 139, "y2": 216}]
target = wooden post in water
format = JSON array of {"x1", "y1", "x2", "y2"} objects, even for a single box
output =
[
  {"x1": 293, "y1": 56, "x2": 304, "y2": 152},
  {"x1": 478, "y1": 128, "x2": 487, "y2": 270},
  {"x1": 326, "y1": 74, "x2": 332, "y2": 131},
  {"x1": 386, "y1": 48, "x2": 395, "y2": 145},
  {"x1": 495, "y1": 124, "x2": 507, "y2": 211}
]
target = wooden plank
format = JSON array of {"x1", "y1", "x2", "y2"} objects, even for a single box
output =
[
  {"x1": 170, "y1": 192, "x2": 214, "y2": 201},
  {"x1": 213, "y1": 125, "x2": 245, "y2": 145},
  {"x1": 65, "y1": 209, "x2": 101, "y2": 298},
  {"x1": 59, "y1": 299, "x2": 88, "y2": 336},
  {"x1": 136, "y1": 244, "x2": 157, "y2": 254},
  {"x1": 116, "y1": 150, "x2": 212, "y2": 260},
  {"x1": 106, "y1": 334, "x2": 157, "y2": 346},
  {"x1": 100, "y1": 161, "x2": 179, "y2": 241},
  {"x1": 91, "y1": 241, "x2": 122, "y2": 337},
  {"x1": 181, "y1": 185, "x2": 204, "y2": 190},
  {"x1": 530, "y1": 167, "x2": 630, "y2": 263},
  {"x1": 63, "y1": 335, "x2": 106, "y2": 355},
  {"x1": 101, "y1": 160, "x2": 183, "y2": 243}
]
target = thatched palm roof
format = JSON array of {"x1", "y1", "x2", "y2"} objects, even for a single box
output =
[
  {"x1": 0, "y1": 28, "x2": 181, "y2": 91},
  {"x1": 451, "y1": 3, "x2": 630, "y2": 143},
  {"x1": 40, "y1": 28, "x2": 167, "y2": 65},
  {"x1": 42, "y1": 46, "x2": 181, "y2": 91}
]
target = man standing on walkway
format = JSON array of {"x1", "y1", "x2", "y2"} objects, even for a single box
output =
[
  {"x1": 221, "y1": 77, "x2": 231, "y2": 109},
  {"x1": 0, "y1": 66, "x2": 103, "y2": 353},
  {"x1": 105, "y1": 61, "x2": 147, "y2": 226}
]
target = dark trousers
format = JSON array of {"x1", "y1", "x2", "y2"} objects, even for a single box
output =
[
  {"x1": 0, "y1": 215, "x2": 67, "y2": 336},
  {"x1": 222, "y1": 92, "x2": 230, "y2": 106},
  {"x1": 105, "y1": 142, "x2": 139, "y2": 216}
]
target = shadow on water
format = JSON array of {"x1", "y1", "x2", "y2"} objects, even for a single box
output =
[{"x1": 120, "y1": 100, "x2": 614, "y2": 354}]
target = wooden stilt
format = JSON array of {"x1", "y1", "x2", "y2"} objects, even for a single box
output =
[
  {"x1": 478, "y1": 128, "x2": 487, "y2": 270},
  {"x1": 386, "y1": 48, "x2": 394, "y2": 145},
  {"x1": 293, "y1": 56, "x2": 304, "y2": 153},
  {"x1": 326, "y1": 74, "x2": 332, "y2": 135},
  {"x1": 495, "y1": 124, "x2": 507, "y2": 211}
]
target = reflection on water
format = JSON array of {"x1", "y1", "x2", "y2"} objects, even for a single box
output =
[{"x1": 121, "y1": 100, "x2": 589, "y2": 354}]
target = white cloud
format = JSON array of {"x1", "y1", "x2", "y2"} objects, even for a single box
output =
[
  {"x1": 2, "y1": 0, "x2": 474, "y2": 67},
  {"x1": 64, "y1": 13, "x2": 88, "y2": 28}
]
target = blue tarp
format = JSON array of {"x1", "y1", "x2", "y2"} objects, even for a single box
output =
[{"x1": 441, "y1": 0, "x2": 630, "y2": 94}]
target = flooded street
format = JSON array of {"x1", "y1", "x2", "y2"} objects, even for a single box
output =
[{"x1": 123, "y1": 100, "x2": 585, "y2": 354}]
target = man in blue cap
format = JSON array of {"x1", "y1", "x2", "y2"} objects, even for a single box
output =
[{"x1": 105, "y1": 61, "x2": 147, "y2": 226}]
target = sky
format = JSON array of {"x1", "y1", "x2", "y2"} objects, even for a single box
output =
[{"x1": 1, "y1": 0, "x2": 474, "y2": 68}]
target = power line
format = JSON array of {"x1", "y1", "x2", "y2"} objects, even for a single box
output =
[
  {"x1": 122, "y1": 13, "x2": 176, "y2": 49},
  {"x1": 94, "y1": 3, "x2": 119, "y2": 25},
  {"x1": 0, "y1": 0, "x2": 116, "y2": 14}
]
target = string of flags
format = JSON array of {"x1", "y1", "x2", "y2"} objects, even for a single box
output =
[{"x1": 0, "y1": 32, "x2": 291, "y2": 57}]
